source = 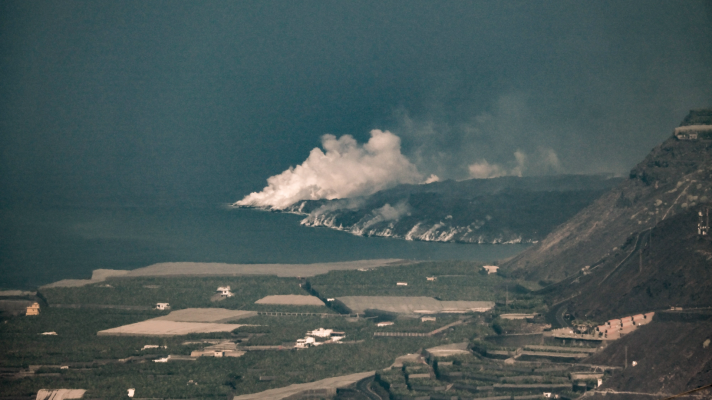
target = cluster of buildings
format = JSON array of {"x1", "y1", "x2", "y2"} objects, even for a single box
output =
[
  {"x1": 674, "y1": 124, "x2": 712, "y2": 141},
  {"x1": 295, "y1": 328, "x2": 345, "y2": 348}
]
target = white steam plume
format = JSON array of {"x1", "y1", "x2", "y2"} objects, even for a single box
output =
[
  {"x1": 468, "y1": 148, "x2": 561, "y2": 179},
  {"x1": 236, "y1": 130, "x2": 423, "y2": 209}
]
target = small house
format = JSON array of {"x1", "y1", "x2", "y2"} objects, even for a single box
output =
[
  {"x1": 295, "y1": 337, "x2": 316, "y2": 348},
  {"x1": 396, "y1": 282, "x2": 408, "y2": 286},
  {"x1": 127, "y1": 388, "x2": 135, "y2": 398},
  {"x1": 26, "y1": 302, "x2": 40, "y2": 316},
  {"x1": 421, "y1": 316, "x2": 436, "y2": 322},
  {"x1": 376, "y1": 321, "x2": 394, "y2": 327},
  {"x1": 307, "y1": 328, "x2": 333, "y2": 338},
  {"x1": 426, "y1": 276, "x2": 437, "y2": 281},
  {"x1": 155, "y1": 303, "x2": 170, "y2": 310},
  {"x1": 217, "y1": 286, "x2": 234, "y2": 297},
  {"x1": 482, "y1": 265, "x2": 498, "y2": 274}
]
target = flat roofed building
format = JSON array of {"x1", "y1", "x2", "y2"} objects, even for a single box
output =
[
  {"x1": 217, "y1": 286, "x2": 234, "y2": 297},
  {"x1": 674, "y1": 125, "x2": 712, "y2": 140},
  {"x1": 26, "y1": 302, "x2": 40, "y2": 316},
  {"x1": 156, "y1": 302, "x2": 170, "y2": 310},
  {"x1": 482, "y1": 265, "x2": 498, "y2": 274},
  {"x1": 307, "y1": 328, "x2": 333, "y2": 338}
]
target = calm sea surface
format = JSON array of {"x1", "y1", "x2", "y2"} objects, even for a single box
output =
[{"x1": 0, "y1": 206, "x2": 529, "y2": 289}]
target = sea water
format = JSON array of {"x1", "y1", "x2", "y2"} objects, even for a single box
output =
[{"x1": 0, "y1": 206, "x2": 529, "y2": 289}]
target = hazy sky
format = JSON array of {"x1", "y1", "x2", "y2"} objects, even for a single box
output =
[{"x1": 1, "y1": 1, "x2": 711, "y2": 207}]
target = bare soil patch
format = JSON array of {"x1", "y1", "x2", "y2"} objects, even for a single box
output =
[
  {"x1": 255, "y1": 295, "x2": 324, "y2": 306},
  {"x1": 154, "y1": 308, "x2": 257, "y2": 323},
  {"x1": 336, "y1": 296, "x2": 494, "y2": 314},
  {"x1": 97, "y1": 320, "x2": 244, "y2": 336}
]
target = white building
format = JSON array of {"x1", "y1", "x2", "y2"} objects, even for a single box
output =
[
  {"x1": 155, "y1": 303, "x2": 170, "y2": 310},
  {"x1": 295, "y1": 336, "x2": 316, "y2": 348},
  {"x1": 426, "y1": 276, "x2": 437, "y2": 281},
  {"x1": 307, "y1": 328, "x2": 333, "y2": 338},
  {"x1": 127, "y1": 388, "x2": 135, "y2": 398},
  {"x1": 376, "y1": 321, "x2": 394, "y2": 327},
  {"x1": 421, "y1": 316, "x2": 436, "y2": 322},
  {"x1": 482, "y1": 265, "x2": 499, "y2": 274},
  {"x1": 217, "y1": 286, "x2": 234, "y2": 297},
  {"x1": 396, "y1": 282, "x2": 408, "y2": 286}
]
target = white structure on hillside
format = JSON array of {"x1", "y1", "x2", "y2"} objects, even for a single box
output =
[
  {"x1": 307, "y1": 328, "x2": 333, "y2": 338},
  {"x1": 127, "y1": 388, "x2": 135, "y2": 398},
  {"x1": 674, "y1": 125, "x2": 712, "y2": 140},
  {"x1": 217, "y1": 286, "x2": 234, "y2": 297},
  {"x1": 396, "y1": 282, "x2": 408, "y2": 286},
  {"x1": 426, "y1": 276, "x2": 437, "y2": 281},
  {"x1": 295, "y1": 328, "x2": 346, "y2": 348},
  {"x1": 155, "y1": 303, "x2": 170, "y2": 310},
  {"x1": 482, "y1": 265, "x2": 498, "y2": 274},
  {"x1": 295, "y1": 336, "x2": 317, "y2": 348},
  {"x1": 421, "y1": 316, "x2": 436, "y2": 322},
  {"x1": 26, "y1": 302, "x2": 40, "y2": 316},
  {"x1": 376, "y1": 321, "x2": 394, "y2": 327}
]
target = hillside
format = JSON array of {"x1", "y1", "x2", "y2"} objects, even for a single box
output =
[
  {"x1": 585, "y1": 312, "x2": 712, "y2": 398},
  {"x1": 503, "y1": 109, "x2": 712, "y2": 281},
  {"x1": 281, "y1": 174, "x2": 621, "y2": 244},
  {"x1": 539, "y1": 205, "x2": 712, "y2": 321}
]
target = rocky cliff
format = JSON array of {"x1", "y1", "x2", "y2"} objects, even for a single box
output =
[{"x1": 503, "y1": 109, "x2": 712, "y2": 282}]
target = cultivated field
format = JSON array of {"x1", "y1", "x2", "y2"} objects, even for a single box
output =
[
  {"x1": 97, "y1": 320, "x2": 245, "y2": 336},
  {"x1": 43, "y1": 259, "x2": 410, "y2": 288},
  {"x1": 154, "y1": 308, "x2": 258, "y2": 323},
  {"x1": 232, "y1": 370, "x2": 374, "y2": 400},
  {"x1": 335, "y1": 296, "x2": 494, "y2": 314},
  {"x1": 254, "y1": 295, "x2": 324, "y2": 306}
]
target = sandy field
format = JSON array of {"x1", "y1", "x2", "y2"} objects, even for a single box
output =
[
  {"x1": 154, "y1": 308, "x2": 258, "y2": 323},
  {"x1": 36, "y1": 389, "x2": 86, "y2": 400},
  {"x1": 232, "y1": 370, "x2": 374, "y2": 400},
  {"x1": 425, "y1": 342, "x2": 471, "y2": 357},
  {"x1": 254, "y1": 295, "x2": 324, "y2": 306},
  {"x1": 43, "y1": 259, "x2": 410, "y2": 288},
  {"x1": 335, "y1": 296, "x2": 495, "y2": 314},
  {"x1": 0, "y1": 290, "x2": 36, "y2": 297},
  {"x1": 97, "y1": 320, "x2": 244, "y2": 336}
]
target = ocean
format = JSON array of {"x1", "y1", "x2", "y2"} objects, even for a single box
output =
[{"x1": 0, "y1": 206, "x2": 529, "y2": 289}]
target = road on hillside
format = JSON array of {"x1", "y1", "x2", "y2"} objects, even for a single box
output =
[
  {"x1": 546, "y1": 301, "x2": 571, "y2": 329},
  {"x1": 355, "y1": 375, "x2": 383, "y2": 400}
]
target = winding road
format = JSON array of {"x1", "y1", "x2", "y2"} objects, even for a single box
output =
[{"x1": 355, "y1": 375, "x2": 384, "y2": 400}]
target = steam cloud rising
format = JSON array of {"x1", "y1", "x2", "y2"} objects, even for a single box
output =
[
  {"x1": 236, "y1": 130, "x2": 429, "y2": 209},
  {"x1": 468, "y1": 148, "x2": 561, "y2": 179}
]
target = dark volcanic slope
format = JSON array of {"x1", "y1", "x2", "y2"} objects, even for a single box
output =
[
  {"x1": 540, "y1": 205, "x2": 712, "y2": 321},
  {"x1": 585, "y1": 313, "x2": 712, "y2": 397},
  {"x1": 286, "y1": 175, "x2": 620, "y2": 244},
  {"x1": 503, "y1": 110, "x2": 712, "y2": 281}
]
